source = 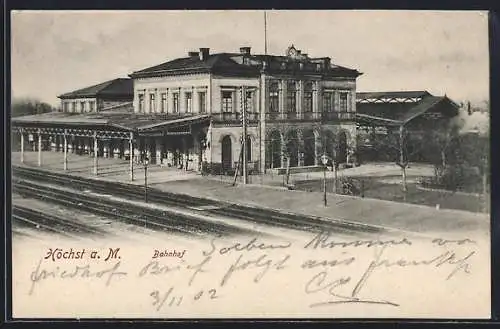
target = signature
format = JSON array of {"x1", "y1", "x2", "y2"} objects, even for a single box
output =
[
  {"x1": 305, "y1": 271, "x2": 399, "y2": 307},
  {"x1": 29, "y1": 259, "x2": 127, "y2": 295},
  {"x1": 304, "y1": 244, "x2": 475, "y2": 308}
]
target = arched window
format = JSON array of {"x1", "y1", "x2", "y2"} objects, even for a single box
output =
[{"x1": 221, "y1": 135, "x2": 232, "y2": 170}]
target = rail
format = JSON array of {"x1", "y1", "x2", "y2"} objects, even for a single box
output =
[{"x1": 13, "y1": 166, "x2": 383, "y2": 234}]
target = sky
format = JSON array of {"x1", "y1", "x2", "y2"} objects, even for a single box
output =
[{"x1": 11, "y1": 10, "x2": 489, "y2": 107}]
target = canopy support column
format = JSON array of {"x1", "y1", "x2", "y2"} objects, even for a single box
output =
[
  {"x1": 37, "y1": 128, "x2": 42, "y2": 167},
  {"x1": 129, "y1": 132, "x2": 134, "y2": 181},
  {"x1": 20, "y1": 129, "x2": 24, "y2": 164},
  {"x1": 63, "y1": 129, "x2": 68, "y2": 171},
  {"x1": 93, "y1": 132, "x2": 98, "y2": 175}
]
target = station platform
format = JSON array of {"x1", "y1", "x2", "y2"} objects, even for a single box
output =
[{"x1": 11, "y1": 151, "x2": 489, "y2": 236}]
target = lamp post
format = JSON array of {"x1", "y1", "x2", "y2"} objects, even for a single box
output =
[
  {"x1": 332, "y1": 150, "x2": 337, "y2": 194},
  {"x1": 321, "y1": 154, "x2": 329, "y2": 206},
  {"x1": 143, "y1": 157, "x2": 149, "y2": 203}
]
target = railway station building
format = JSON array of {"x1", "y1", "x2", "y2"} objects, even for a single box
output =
[
  {"x1": 12, "y1": 45, "x2": 363, "y2": 177},
  {"x1": 11, "y1": 44, "x2": 460, "y2": 178}
]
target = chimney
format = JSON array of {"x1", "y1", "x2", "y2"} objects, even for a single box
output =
[
  {"x1": 188, "y1": 51, "x2": 198, "y2": 57},
  {"x1": 199, "y1": 48, "x2": 210, "y2": 61},
  {"x1": 240, "y1": 47, "x2": 251, "y2": 55}
]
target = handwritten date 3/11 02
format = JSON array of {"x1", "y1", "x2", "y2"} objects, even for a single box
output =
[{"x1": 150, "y1": 287, "x2": 219, "y2": 311}]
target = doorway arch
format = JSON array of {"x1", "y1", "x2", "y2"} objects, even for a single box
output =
[
  {"x1": 302, "y1": 129, "x2": 315, "y2": 166},
  {"x1": 285, "y1": 129, "x2": 299, "y2": 167},
  {"x1": 221, "y1": 135, "x2": 232, "y2": 170},
  {"x1": 337, "y1": 131, "x2": 348, "y2": 163}
]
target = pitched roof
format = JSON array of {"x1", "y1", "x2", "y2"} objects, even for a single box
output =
[
  {"x1": 130, "y1": 52, "x2": 361, "y2": 78},
  {"x1": 356, "y1": 91, "x2": 459, "y2": 124},
  {"x1": 58, "y1": 78, "x2": 133, "y2": 99},
  {"x1": 357, "y1": 91, "x2": 431, "y2": 100}
]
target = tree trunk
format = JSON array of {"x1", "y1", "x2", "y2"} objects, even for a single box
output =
[
  {"x1": 401, "y1": 165, "x2": 408, "y2": 201},
  {"x1": 285, "y1": 156, "x2": 291, "y2": 185},
  {"x1": 398, "y1": 125, "x2": 408, "y2": 199},
  {"x1": 401, "y1": 166, "x2": 408, "y2": 193},
  {"x1": 441, "y1": 150, "x2": 446, "y2": 168},
  {"x1": 333, "y1": 163, "x2": 338, "y2": 194}
]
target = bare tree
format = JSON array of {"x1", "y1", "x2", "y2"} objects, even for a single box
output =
[{"x1": 369, "y1": 124, "x2": 423, "y2": 197}]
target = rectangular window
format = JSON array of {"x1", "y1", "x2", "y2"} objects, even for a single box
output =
[
  {"x1": 323, "y1": 92, "x2": 334, "y2": 112},
  {"x1": 89, "y1": 101, "x2": 95, "y2": 112},
  {"x1": 340, "y1": 93, "x2": 349, "y2": 112},
  {"x1": 222, "y1": 91, "x2": 233, "y2": 113},
  {"x1": 149, "y1": 93, "x2": 155, "y2": 112},
  {"x1": 161, "y1": 93, "x2": 167, "y2": 113},
  {"x1": 173, "y1": 93, "x2": 179, "y2": 113},
  {"x1": 245, "y1": 91, "x2": 253, "y2": 112},
  {"x1": 80, "y1": 101, "x2": 85, "y2": 112},
  {"x1": 72, "y1": 102, "x2": 77, "y2": 112},
  {"x1": 304, "y1": 82, "x2": 313, "y2": 113},
  {"x1": 185, "y1": 92, "x2": 192, "y2": 113},
  {"x1": 199, "y1": 92, "x2": 206, "y2": 113},
  {"x1": 269, "y1": 82, "x2": 279, "y2": 113},
  {"x1": 287, "y1": 89, "x2": 296, "y2": 113},
  {"x1": 138, "y1": 94, "x2": 144, "y2": 113},
  {"x1": 63, "y1": 102, "x2": 69, "y2": 112}
]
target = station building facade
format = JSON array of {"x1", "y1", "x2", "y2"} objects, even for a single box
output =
[
  {"x1": 12, "y1": 45, "x2": 463, "y2": 178},
  {"x1": 128, "y1": 45, "x2": 362, "y2": 173},
  {"x1": 12, "y1": 44, "x2": 363, "y2": 177}
]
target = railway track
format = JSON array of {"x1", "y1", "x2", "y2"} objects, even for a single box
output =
[
  {"x1": 12, "y1": 205, "x2": 106, "y2": 238},
  {"x1": 13, "y1": 179, "x2": 253, "y2": 237},
  {"x1": 12, "y1": 166, "x2": 384, "y2": 235}
]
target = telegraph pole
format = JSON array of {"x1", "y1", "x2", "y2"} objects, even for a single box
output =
[{"x1": 242, "y1": 86, "x2": 248, "y2": 184}]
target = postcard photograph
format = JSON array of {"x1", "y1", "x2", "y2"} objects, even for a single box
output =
[{"x1": 9, "y1": 10, "x2": 491, "y2": 319}]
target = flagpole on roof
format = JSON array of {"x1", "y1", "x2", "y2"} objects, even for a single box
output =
[{"x1": 264, "y1": 10, "x2": 268, "y2": 55}]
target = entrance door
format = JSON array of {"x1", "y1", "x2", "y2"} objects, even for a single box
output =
[
  {"x1": 221, "y1": 136, "x2": 232, "y2": 170},
  {"x1": 337, "y1": 131, "x2": 347, "y2": 163}
]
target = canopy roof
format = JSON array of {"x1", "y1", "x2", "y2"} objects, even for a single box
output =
[
  {"x1": 356, "y1": 91, "x2": 460, "y2": 126},
  {"x1": 12, "y1": 111, "x2": 210, "y2": 133}
]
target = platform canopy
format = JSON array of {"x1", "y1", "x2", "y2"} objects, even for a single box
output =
[
  {"x1": 11, "y1": 111, "x2": 211, "y2": 139},
  {"x1": 355, "y1": 90, "x2": 460, "y2": 127}
]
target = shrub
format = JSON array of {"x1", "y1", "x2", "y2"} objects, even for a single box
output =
[
  {"x1": 423, "y1": 164, "x2": 482, "y2": 192},
  {"x1": 201, "y1": 162, "x2": 225, "y2": 176},
  {"x1": 338, "y1": 176, "x2": 361, "y2": 196}
]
